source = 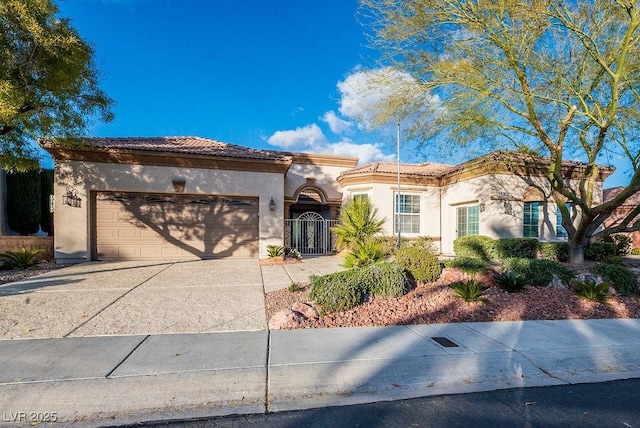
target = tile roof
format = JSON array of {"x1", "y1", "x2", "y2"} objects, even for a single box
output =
[
  {"x1": 44, "y1": 136, "x2": 291, "y2": 162},
  {"x1": 339, "y1": 161, "x2": 457, "y2": 179},
  {"x1": 604, "y1": 186, "x2": 640, "y2": 205}
]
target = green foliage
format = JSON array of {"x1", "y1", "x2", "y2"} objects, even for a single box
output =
[
  {"x1": 343, "y1": 240, "x2": 386, "y2": 268},
  {"x1": 602, "y1": 256, "x2": 624, "y2": 266},
  {"x1": 501, "y1": 258, "x2": 574, "y2": 287},
  {"x1": 0, "y1": 248, "x2": 44, "y2": 270},
  {"x1": 585, "y1": 242, "x2": 617, "y2": 261},
  {"x1": 450, "y1": 280, "x2": 487, "y2": 302},
  {"x1": 538, "y1": 242, "x2": 569, "y2": 262},
  {"x1": 571, "y1": 279, "x2": 610, "y2": 303},
  {"x1": 395, "y1": 246, "x2": 442, "y2": 283},
  {"x1": 590, "y1": 263, "x2": 639, "y2": 296},
  {"x1": 332, "y1": 198, "x2": 385, "y2": 250},
  {"x1": 310, "y1": 263, "x2": 408, "y2": 313},
  {"x1": 40, "y1": 169, "x2": 54, "y2": 235},
  {"x1": 6, "y1": 170, "x2": 41, "y2": 235},
  {"x1": 0, "y1": 0, "x2": 113, "y2": 169},
  {"x1": 631, "y1": 248, "x2": 640, "y2": 256},
  {"x1": 493, "y1": 270, "x2": 527, "y2": 293},
  {"x1": 266, "y1": 245, "x2": 284, "y2": 258},
  {"x1": 288, "y1": 282, "x2": 301, "y2": 293},
  {"x1": 612, "y1": 234, "x2": 632, "y2": 256},
  {"x1": 444, "y1": 257, "x2": 491, "y2": 275},
  {"x1": 493, "y1": 238, "x2": 538, "y2": 260},
  {"x1": 453, "y1": 235, "x2": 494, "y2": 261}
]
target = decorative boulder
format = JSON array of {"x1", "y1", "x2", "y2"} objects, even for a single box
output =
[
  {"x1": 548, "y1": 274, "x2": 568, "y2": 290},
  {"x1": 268, "y1": 309, "x2": 303, "y2": 330},
  {"x1": 292, "y1": 302, "x2": 319, "y2": 320}
]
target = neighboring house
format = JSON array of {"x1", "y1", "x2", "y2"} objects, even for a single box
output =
[
  {"x1": 41, "y1": 137, "x2": 613, "y2": 263},
  {"x1": 603, "y1": 186, "x2": 640, "y2": 249}
]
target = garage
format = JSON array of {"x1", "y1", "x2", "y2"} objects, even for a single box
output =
[{"x1": 93, "y1": 192, "x2": 259, "y2": 260}]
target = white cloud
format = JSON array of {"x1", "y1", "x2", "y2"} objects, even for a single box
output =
[
  {"x1": 322, "y1": 111, "x2": 353, "y2": 135},
  {"x1": 267, "y1": 123, "x2": 393, "y2": 164}
]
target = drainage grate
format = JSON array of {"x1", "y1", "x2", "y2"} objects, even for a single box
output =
[{"x1": 431, "y1": 336, "x2": 459, "y2": 348}]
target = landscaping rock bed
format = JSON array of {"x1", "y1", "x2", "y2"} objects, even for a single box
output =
[
  {"x1": 0, "y1": 262, "x2": 67, "y2": 285},
  {"x1": 265, "y1": 267, "x2": 640, "y2": 329}
]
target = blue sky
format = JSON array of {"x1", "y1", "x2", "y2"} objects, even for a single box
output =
[{"x1": 45, "y1": 0, "x2": 631, "y2": 187}]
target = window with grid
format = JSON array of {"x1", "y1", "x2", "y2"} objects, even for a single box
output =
[
  {"x1": 352, "y1": 193, "x2": 369, "y2": 203},
  {"x1": 556, "y1": 203, "x2": 572, "y2": 238},
  {"x1": 456, "y1": 205, "x2": 479, "y2": 238},
  {"x1": 394, "y1": 193, "x2": 420, "y2": 234},
  {"x1": 523, "y1": 202, "x2": 540, "y2": 238}
]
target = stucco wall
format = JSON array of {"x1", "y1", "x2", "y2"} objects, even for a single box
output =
[
  {"x1": 285, "y1": 163, "x2": 351, "y2": 200},
  {"x1": 54, "y1": 160, "x2": 284, "y2": 262}
]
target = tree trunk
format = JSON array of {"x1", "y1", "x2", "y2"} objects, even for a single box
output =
[{"x1": 567, "y1": 239, "x2": 587, "y2": 264}]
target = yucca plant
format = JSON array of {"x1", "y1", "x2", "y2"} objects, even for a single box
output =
[
  {"x1": 332, "y1": 198, "x2": 386, "y2": 250},
  {"x1": 0, "y1": 248, "x2": 44, "y2": 270},
  {"x1": 571, "y1": 279, "x2": 610, "y2": 303},
  {"x1": 266, "y1": 245, "x2": 284, "y2": 258},
  {"x1": 493, "y1": 270, "x2": 527, "y2": 293},
  {"x1": 451, "y1": 280, "x2": 487, "y2": 302},
  {"x1": 343, "y1": 240, "x2": 386, "y2": 268}
]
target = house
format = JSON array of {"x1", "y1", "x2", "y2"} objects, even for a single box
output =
[
  {"x1": 41, "y1": 137, "x2": 613, "y2": 263},
  {"x1": 603, "y1": 187, "x2": 640, "y2": 249}
]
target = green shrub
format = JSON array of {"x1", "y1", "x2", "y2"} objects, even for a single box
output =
[
  {"x1": 266, "y1": 245, "x2": 284, "y2": 258},
  {"x1": 590, "y1": 263, "x2": 639, "y2": 296},
  {"x1": 453, "y1": 235, "x2": 494, "y2": 260},
  {"x1": 631, "y1": 248, "x2": 640, "y2": 256},
  {"x1": 0, "y1": 248, "x2": 44, "y2": 270},
  {"x1": 411, "y1": 236, "x2": 438, "y2": 253},
  {"x1": 493, "y1": 238, "x2": 538, "y2": 260},
  {"x1": 451, "y1": 280, "x2": 487, "y2": 302},
  {"x1": 444, "y1": 257, "x2": 491, "y2": 275},
  {"x1": 288, "y1": 282, "x2": 301, "y2": 292},
  {"x1": 585, "y1": 242, "x2": 617, "y2": 261},
  {"x1": 493, "y1": 270, "x2": 527, "y2": 293},
  {"x1": 602, "y1": 255, "x2": 624, "y2": 266},
  {"x1": 571, "y1": 279, "x2": 610, "y2": 303},
  {"x1": 365, "y1": 263, "x2": 409, "y2": 298},
  {"x1": 538, "y1": 242, "x2": 569, "y2": 262},
  {"x1": 309, "y1": 263, "x2": 409, "y2": 312},
  {"x1": 40, "y1": 169, "x2": 54, "y2": 235},
  {"x1": 343, "y1": 240, "x2": 386, "y2": 268},
  {"x1": 612, "y1": 234, "x2": 632, "y2": 256},
  {"x1": 501, "y1": 258, "x2": 574, "y2": 287},
  {"x1": 395, "y1": 246, "x2": 441, "y2": 283}
]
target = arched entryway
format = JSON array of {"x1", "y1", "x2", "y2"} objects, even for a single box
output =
[{"x1": 284, "y1": 184, "x2": 341, "y2": 255}]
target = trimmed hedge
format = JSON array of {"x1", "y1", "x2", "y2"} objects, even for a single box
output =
[
  {"x1": 453, "y1": 235, "x2": 495, "y2": 261},
  {"x1": 501, "y1": 258, "x2": 574, "y2": 287},
  {"x1": 538, "y1": 242, "x2": 569, "y2": 262},
  {"x1": 310, "y1": 263, "x2": 409, "y2": 313},
  {"x1": 591, "y1": 263, "x2": 639, "y2": 296},
  {"x1": 395, "y1": 246, "x2": 441, "y2": 283},
  {"x1": 444, "y1": 257, "x2": 491, "y2": 275},
  {"x1": 493, "y1": 238, "x2": 538, "y2": 260},
  {"x1": 6, "y1": 170, "x2": 41, "y2": 235},
  {"x1": 585, "y1": 242, "x2": 617, "y2": 261}
]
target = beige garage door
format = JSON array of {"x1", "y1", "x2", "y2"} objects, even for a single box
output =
[{"x1": 94, "y1": 192, "x2": 259, "y2": 260}]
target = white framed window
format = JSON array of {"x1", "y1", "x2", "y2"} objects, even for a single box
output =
[
  {"x1": 556, "y1": 203, "x2": 572, "y2": 239},
  {"x1": 523, "y1": 202, "x2": 540, "y2": 238},
  {"x1": 352, "y1": 193, "x2": 369, "y2": 203},
  {"x1": 456, "y1": 205, "x2": 479, "y2": 238},
  {"x1": 394, "y1": 193, "x2": 420, "y2": 234}
]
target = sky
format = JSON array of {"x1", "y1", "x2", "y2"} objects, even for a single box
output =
[{"x1": 45, "y1": 0, "x2": 631, "y2": 187}]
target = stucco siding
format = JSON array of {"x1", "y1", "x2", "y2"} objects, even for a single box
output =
[
  {"x1": 54, "y1": 160, "x2": 284, "y2": 261},
  {"x1": 285, "y1": 163, "x2": 351, "y2": 200}
]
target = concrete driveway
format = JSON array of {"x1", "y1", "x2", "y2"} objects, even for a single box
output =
[{"x1": 0, "y1": 259, "x2": 266, "y2": 339}]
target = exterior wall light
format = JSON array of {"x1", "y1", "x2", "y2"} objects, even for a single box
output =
[
  {"x1": 172, "y1": 179, "x2": 186, "y2": 193},
  {"x1": 62, "y1": 190, "x2": 82, "y2": 208},
  {"x1": 269, "y1": 197, "x2": 276, "y2": 211}
]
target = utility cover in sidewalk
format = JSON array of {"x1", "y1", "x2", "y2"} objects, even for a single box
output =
[{"x1": 431, "y1": 337, "x2": 459, "y2": 348}]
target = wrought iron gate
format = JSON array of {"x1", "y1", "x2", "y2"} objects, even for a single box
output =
[{"x1": 285, "y1": 212, "x2": 338, "y2": 255}]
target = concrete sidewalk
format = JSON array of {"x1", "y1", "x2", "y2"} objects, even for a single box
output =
[{"x1": 1, "y1": 318, "x2": 640, "y2": 426}]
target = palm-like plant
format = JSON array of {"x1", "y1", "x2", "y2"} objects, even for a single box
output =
[
  {"x1": 343, "y1": 240, "x2": 386, "y2": 268},
  {"x1": 332, "y1": 198, "x2": 386, "y2": 250},
  {"x1": 0, "y1": 248, "x2": 44, "y2": 270}
]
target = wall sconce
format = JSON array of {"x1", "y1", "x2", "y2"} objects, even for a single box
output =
[
  {"x1": 62, "y1": 190, "x2": 82, "y2": 208},
  {"x1": 269, "y1": 197, "x2": 276, "y2": 211},
  {"x1": 172, "y1": 179, "x2": 186, "y2": 193}
]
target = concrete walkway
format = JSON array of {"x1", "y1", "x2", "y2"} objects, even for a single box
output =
[{"x1": 1, "y1": 318, "x2": 640, "y2": 426}]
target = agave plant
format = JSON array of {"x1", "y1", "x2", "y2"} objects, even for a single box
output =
[
  {"x1": 0, "y1": 248, "x2": 44, "y2": 270},
  {"x1": 493, "y1": 270, "x2": 527, "y2": 293},
  {"x1": 451, "y1": 280, "x2": 487, "y2": 302},
  {"x1": 571, "y1": 279, "x2": 610, "y2": 303},
  {"x1": 266, "y1": 245, "x2": 284, "y2": 258}
]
